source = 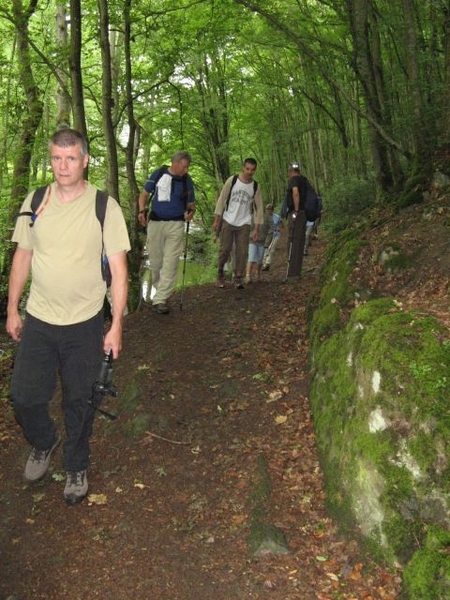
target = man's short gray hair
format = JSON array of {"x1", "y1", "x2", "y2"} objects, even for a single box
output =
[
  {"x1": 49, "y1": 129, "x2": 88, "y2": 156},
  {"x1": 172, "y1": 150, "x2": 192, "y2": 164}
]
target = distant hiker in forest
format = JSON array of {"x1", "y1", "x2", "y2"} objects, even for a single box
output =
[
  {"x1": 262, "y1": 203, "x2": 283, "y2": 271},
  {"x1": 245, "y1": 203, "x2": 272, "y2": 284},
  {"x1": 304, "y1": 194, "x2": 323, "y2": 255},
  {"x1": 6, "y1": 128, "x2": 130, "y2": 505},
  {"x1": 304, "y1": 218, "x2": 315, "y2": 255},
  {"x1": 313, "y1": 194, "x2": 323, "y2": 239},
  {"x1": 212, "y1": 158, "x2": 264, "y2": 289},
  {"x1": 284, "y1": 163, "x2": 307, "y2": 278},
  {"x1": 137, "y1": 151, "x2": 196, "y2": 314}
]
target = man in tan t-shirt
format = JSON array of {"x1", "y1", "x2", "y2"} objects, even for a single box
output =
[{"x1": 6, "y1": 128, "x2": 130, "y2": 505}]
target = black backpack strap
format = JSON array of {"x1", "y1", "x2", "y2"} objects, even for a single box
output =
[
  {"x1": 95, "y1": 189, "x2": 109, "y2": 231},
  {"x1": 225, "y1": 176, "x2": 257, "y2": 212},
  {"x1": 180, "y1": 175, "x2": 188, "y2": 206},
  {"x1": 95, "y1": 190, "x2": 111, "y2": 286},
  {"x1": 16, "y1": 185, "x2": 49, "y2": 227},
  {"x1": 225, "y1": 175, "x2": 239, "y2": 211},
  {"x1": 252, "y1": 181, "x2": 258, "y2": 213},
  {"x1": 31, "y1": 186, "x2": 48, "y2": 212}
]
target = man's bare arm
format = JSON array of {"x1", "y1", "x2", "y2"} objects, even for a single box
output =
[
  {"x1": 103, "y1": 250, "x2": 128, "y2": 359},
  {"x1": 6, "y1": 247, "x2": 33, "y2": 341}
]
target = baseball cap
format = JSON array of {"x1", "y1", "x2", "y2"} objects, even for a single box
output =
[{"x1": 266, "y1": 203, "x2": 274, "y2": 210}]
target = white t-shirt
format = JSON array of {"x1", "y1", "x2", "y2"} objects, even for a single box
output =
[{"x1": 223, "y1": 178, "x2": 256, "y2": 227}]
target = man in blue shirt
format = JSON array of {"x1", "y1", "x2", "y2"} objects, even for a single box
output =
[{"x1": 138, "y1": 151, "x2": 196, "y2": 314}]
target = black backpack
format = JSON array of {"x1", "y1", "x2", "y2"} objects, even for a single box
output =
[
  {"x1": 18, "y1": 185, "x2": 112, "y2": 286},
  {"x1": 303, "y1": 180, "x2": 321, "y2": 221},
  {"x1": 282, "y1": 177, "x2": 320, "y2": 221}
]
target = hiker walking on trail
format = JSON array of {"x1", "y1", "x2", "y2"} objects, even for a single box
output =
[
  {"x1": 245, "y1": 204, "x2": 273, "y2": 284},
  {"x1": 137, "y1": 151, "x2": 196, "y2": 314},
  {"x1": 304, "y1": 194, "x2": 323, "y2": 255},
  {"x1": 6, "y1": 128, "x2": 130, "y2": 505},
  {"x1": 262, "y1": 203, "x2": 283, "y2": 271},
  {"x1": 312, "y1": 194, "x2": 323, "y2": 240},
  {"x1": 283, "y1": 163, "x2": 310, "y2": 278},
  {"x1": 212, "y1": 158, "x2": 264, "y2": 289}
]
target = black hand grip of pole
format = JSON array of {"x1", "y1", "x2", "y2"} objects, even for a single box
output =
[
  {"x1": 93, "y1": 349, "x2": 117, "y2": 397},
  {"x1": 98, "y1": 349, "x2": 113, "y2": 389},
  {"x1": 89, "y1": 349, "x2": 118, "y2": 420}
]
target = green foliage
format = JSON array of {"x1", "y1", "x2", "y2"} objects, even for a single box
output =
[
  {"x1": 323, "y1": 179, "x2": 377, "y2": 233},
  {"x1": 1, "y1": 0, "x2": 448, "y2": 322}
]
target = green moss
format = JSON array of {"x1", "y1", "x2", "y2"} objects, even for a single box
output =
[
  {"x1": 356, "y1": 312, "x2": 450, "y2": 419},
  {"x1": 319, "y1": 237, "x2": 364, "y2": 304},
  {"x1": 350, "y1": 297, "x2": 397, "y2": 324},
  {"x1": 383, "y1": 516, "x2": 425, "y2": 565},
  {"x1": 117, "y1": 376, "x2": 142, "y2": 413},
  {"x1": 309, "y1": 301, "x2": 341, "y2": 347},
  {"x1": 408, "y1": 431, "x2": 450, "y2": 479},
  {"x1": 403, "y1": 526, "x2": 450, "y2": 599},
  {"x1": 309, "y1": 222, "x2": 450, "y2": 575},
  {"x1": 123, "y1": 413, "x2": 151, "y2": 440},
  {"x1": 383, "y1": 252, "x2": 414, "y2": 272},
  {"x1": 311, "y1": 291, "x2": 450, "y2": 564},
  {"x1": 310, "y1": 234, "x2": 365, "y2": 349}
]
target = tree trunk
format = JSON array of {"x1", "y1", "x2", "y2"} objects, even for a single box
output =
[
  {"x1": 56, "y1": 4, "x2": 71, "y2": 129},
  {"x1": 123, "y1": 0, "x2": 143, "y2": 311},
  {"x1": 401, "y1": 0, "x2": 435, "y2": 174},
  {"x1": 97, "y1": 0, "x2": 119, "y2": 199},
  {"x1": 70, "y1": 0, "x2": 88, "y2": 143},
  {"x1": 346, "y1": 0, "x2": 404, "y2": 192},
  {"x1": 1, "y1": 0, "x2": 44, "y2": 314},
  {"x1": 9, "y1": 0, "x2": 44, "y2": 212}
]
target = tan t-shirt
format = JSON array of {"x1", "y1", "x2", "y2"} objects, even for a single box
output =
[{"x1": 12, "y1": 182, "x2": 131, "y2": 325}]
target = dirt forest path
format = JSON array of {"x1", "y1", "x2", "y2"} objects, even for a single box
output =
[{"x1": 0, "y1": 230, "x2": 401, "y2": 600}]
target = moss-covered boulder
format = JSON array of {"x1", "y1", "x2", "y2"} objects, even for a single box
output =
[{"x1": 309, "y1": 235, "x2": 450, "y2": 597}]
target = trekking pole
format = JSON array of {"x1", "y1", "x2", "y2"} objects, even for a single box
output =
[
  {"x1": 284, "y1": 239, "x2": 293, "y2": 283},
  {"x1": 179, "y1": 221, "x2": 190, "y2": 311},
  {"x1": 284, "y1": 215, "x2": 294, "y2": 283}
]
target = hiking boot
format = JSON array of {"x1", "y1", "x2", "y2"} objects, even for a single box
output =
[
  {"x1": 152, "y1": 303, "x2": 170, "y2": 314},
  {"x1": 262, "y1": 265, "x2": 269, "y2": 271},
  {"x1": 24, "y1": 434, "x2": 61, "y2": 482},
  {"x1": 217, "y1": 269, "x2": 225, "y2": 288},
  {"x1": 235, "y1": 276, "x2": 244, "y2": 289},
  {"x1": 64, "y1": 470, "x2": 88, "y2": 505}
]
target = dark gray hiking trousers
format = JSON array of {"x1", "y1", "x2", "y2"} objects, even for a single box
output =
[{"x1": 11, "y1": 311, "x2": 104, "y2": 471}]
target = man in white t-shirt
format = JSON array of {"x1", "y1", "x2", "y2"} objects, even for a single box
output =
[{"x1": 212, "y1": 158, "x2": 264, "y2": 289}]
